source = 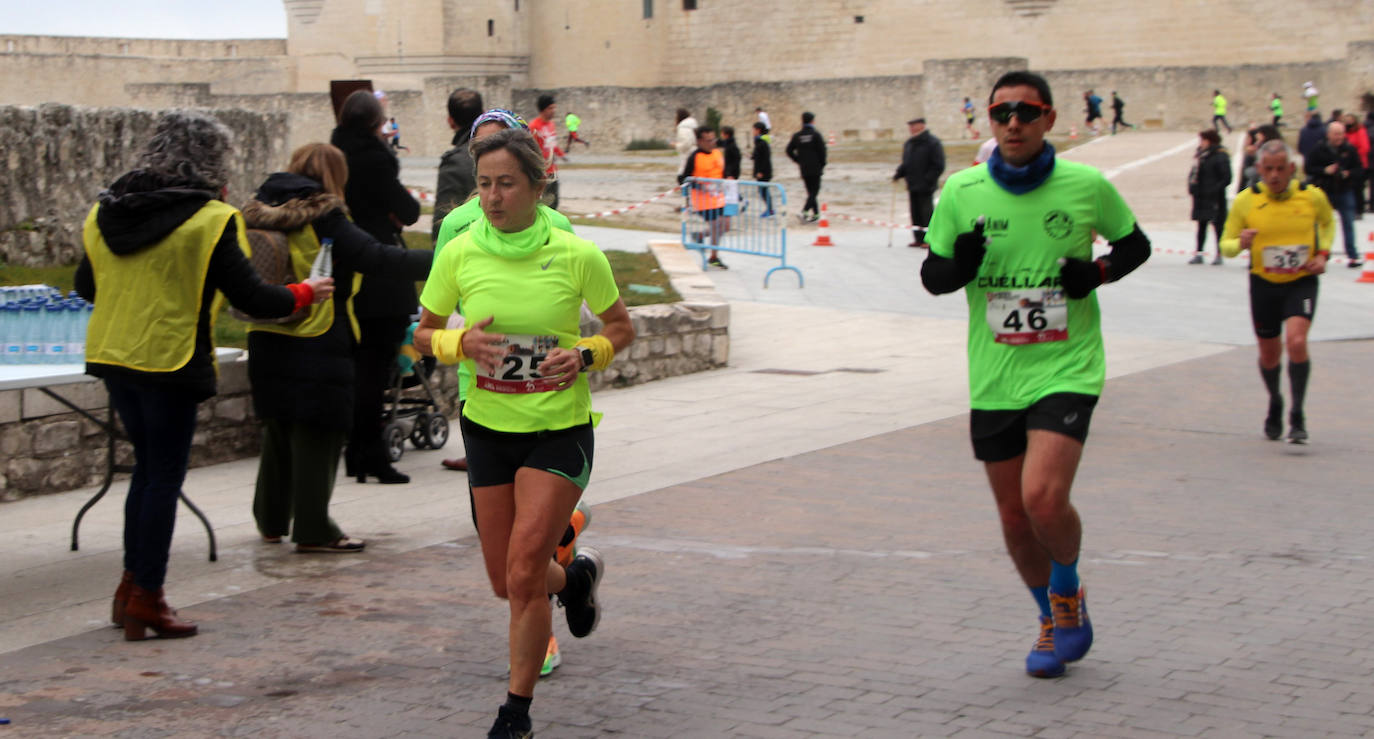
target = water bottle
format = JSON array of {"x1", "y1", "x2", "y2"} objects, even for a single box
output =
[
  {"x1": 311, "y1": 238, "x2": 334, "y2": 279},
  {"x1": 0, "y1": 303, "x2": 11, "y2": 365},
  {"x1": 21, "y1": 303, "x2": 42, "y2": 363},
  {"x1": 2, "y1": 305, "x2": 20, "y2": 363},
  {"x1": 45, "y1": 301, "x2": 67, "y2": 364},
  {"x1": 76, "y1": 301, "x2": 93, "y2": 360}
]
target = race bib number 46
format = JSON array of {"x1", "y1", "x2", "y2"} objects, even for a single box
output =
[
  {"x1": 475, "y1": 333, "x2": 563, "y2": 394},
  {"x1": 1261, "y1": 244, "x2": 1309, "y2": 275},
  {"x1": 986, "y1": 289, "x2": 1069, "y2": 345}
]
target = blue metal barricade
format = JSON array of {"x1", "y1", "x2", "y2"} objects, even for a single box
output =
[{"x1": 680, "y1": 177, "x2": 803, "y2": 287}]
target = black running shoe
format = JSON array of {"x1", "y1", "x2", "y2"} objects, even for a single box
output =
[
  {"x1": 708, "y1": 256, "x2": 729, "y2": 269},
  {"x1": 488, "y1": 705, "x2": 533, "y2": 738},
  {"x1": 1287, "y1": 414, "x2": 1308, "y2": 444},
  {"x1": 1264, "y1": 399, "x2": 1283, "y2": 441},
  {"x1": 558, "y1": 546, "x2": 603, "y2": 638}
]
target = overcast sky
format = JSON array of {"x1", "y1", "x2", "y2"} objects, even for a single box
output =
[{"x1": 2, "y1": 0, "x2": 288, "y2": 39}]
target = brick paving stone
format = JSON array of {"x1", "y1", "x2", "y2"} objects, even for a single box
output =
[{"x1": 2, "y1": 343, "x2": 1373, "y2": 737}]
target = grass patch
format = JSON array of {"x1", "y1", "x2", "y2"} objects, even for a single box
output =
[
  {"x1": 626, "y1": 138, "x2": 672, "y2": 150},
  {"x1": 0, "y1": 262, "x2": 78, "y2": 294},
  {"x1": 604, "y1": 250, "x2": 680, "y2": 307},
  {"x1": 566, "y1": 217, "x2": 674, "y2": 232}
]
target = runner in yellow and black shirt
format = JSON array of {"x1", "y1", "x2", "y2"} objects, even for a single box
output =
[
  {"x1": 1220, "y1": 138, "x2": 1334, "y2": 444},
  {"x1": 921, "y1": 71, "x2": 1151, "y2": 680}
]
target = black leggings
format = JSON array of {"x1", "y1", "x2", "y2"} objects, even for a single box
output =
[{"x1": 1196, "y1": 219, "x2": 1223, "y2": 253}]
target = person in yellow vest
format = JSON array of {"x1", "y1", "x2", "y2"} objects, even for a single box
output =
[
  {"x1": 1212, "y1": 89, "x2": 1233, "y2": 133},
  {"x1": 241, "y1": 143, "x2": 433, "y2": 553},
  {"x1": 73, "y1": 111, "x2": 334, "y2": 641},
  {"x1": 677, "y1": 126, "x2": 729, "y2": 268},
  {"x1": 1220, "y1": 139, "x2": 1334, "y2": 443}
]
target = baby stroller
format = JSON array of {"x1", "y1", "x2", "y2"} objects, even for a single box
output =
[{"x1": 381, "y1": 323, "x2": 450, "y2": 463}]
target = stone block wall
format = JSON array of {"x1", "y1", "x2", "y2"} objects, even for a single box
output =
[
  {"x1": 0, "y1": 104, "x2": 288, "y2": 267},
  {"x1": 0, "y1": 360, "x2": 265, "y2": 502},
  {"x1": 0, "y1": 246, "x2": 730, "y2": 500}
]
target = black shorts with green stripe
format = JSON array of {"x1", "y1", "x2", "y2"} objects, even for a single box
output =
[{"x1": 460, "y1": 415, "x2": 594, "y2": 489}]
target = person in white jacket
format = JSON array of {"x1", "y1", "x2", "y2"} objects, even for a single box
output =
[{"x1": 675, "y1": 107, "x2": 699, "y2": 170}]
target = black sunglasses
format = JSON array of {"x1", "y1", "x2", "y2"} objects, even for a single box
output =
[{"x1": 988, "y1": 100, "x2": 1052, "y2": 124}]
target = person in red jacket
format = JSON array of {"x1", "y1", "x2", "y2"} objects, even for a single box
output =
[
  {"x1": 529, "y1": 94, "x2": 567, "y2": 210},
  {"x1": 1341, "y1": 112, "x2": 1369, "y2": 215}
]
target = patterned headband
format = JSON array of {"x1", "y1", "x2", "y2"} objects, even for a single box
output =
[{"x1": 470, "y1": 108, "x2": 529, "y2": 138}]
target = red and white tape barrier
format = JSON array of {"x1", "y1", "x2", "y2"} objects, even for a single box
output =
[
  {"x1": 580, "y1": 186, "x2": 681, "y2": 219},
  {"x1": 407, "y1": 188, "x2": 435, "y2": 205},
  {"x1": 830, "y1": 212, "x2": 923, "y2": 231}
]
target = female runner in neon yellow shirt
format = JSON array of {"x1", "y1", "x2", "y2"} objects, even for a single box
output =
[{"x1": 413, "y1": 127, "x2": 634, "y2": 739}]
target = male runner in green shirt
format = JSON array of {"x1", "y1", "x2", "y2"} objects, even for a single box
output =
[{"x1": 921, "y1": 70, "x2": 1151, "y2": 679}]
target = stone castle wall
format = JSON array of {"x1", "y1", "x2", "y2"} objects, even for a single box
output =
[
  {"x1": 0, "y1": 104, "x2": 288, "y2": 267},
  {"x1": 0, "y1": 293, "x2": 729, "y2": 501}
]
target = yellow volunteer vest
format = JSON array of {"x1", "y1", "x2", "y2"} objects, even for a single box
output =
[
  {"x1": 83, "y1": 200, "x2": 241, "y2": 373},
  {"x1": 245, "y1": 224, "x2": 362, "y2": 341}
]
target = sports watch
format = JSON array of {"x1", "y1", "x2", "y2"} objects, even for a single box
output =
[{"x1": 579, "y1": 346, "x2": 595, "y2": 371}]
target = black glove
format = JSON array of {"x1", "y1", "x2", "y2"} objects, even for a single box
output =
[
  {"x1": 952, "y1": 216, "x2": 988, "y2": 281},
  {"x1": 1059, "y1": 257, "x2": 1105, "y2": 299}
]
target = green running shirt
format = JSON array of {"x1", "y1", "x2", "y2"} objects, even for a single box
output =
[
  {"x1": 432, "y1": 199, "x2": 576, "y2": 402},
  {"x1": 927, "y1": 159, "x2": 1137, "y2": 410},
  {"x1": 420, "y1": 225, "x2": 619, "y2": 433}
]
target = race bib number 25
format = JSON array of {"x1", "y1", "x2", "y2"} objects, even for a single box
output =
[
  {"x1": 986, "y1": 289, "x2": 1069, "y2": 345},
  {"x1": 475, "y1": 333, "x2": 563, "y2": 394}
]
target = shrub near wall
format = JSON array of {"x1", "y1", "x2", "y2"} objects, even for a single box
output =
[{"x1": 0, "y1": 104, "x2": 287, "y2": 267}]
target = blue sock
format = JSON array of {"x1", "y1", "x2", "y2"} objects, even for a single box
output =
[
  {"x1": 1049, "y1": 559, "x2": 1079, "y2": 596},
  {"x1": 1030, "y1": 585, "x2": 1052, "y2": 619}
]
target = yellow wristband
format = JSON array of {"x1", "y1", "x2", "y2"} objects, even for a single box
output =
[
  {"x1": 575, "y1": 334, "x2": 615, "y2": 371},
  {"x1": 431, "y1": 327, "x2": 470, "y2": 365}
]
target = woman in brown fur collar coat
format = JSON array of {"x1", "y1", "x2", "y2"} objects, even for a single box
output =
[{"x1": 242, "y1": 143, "x2": 432, "y2": 553}]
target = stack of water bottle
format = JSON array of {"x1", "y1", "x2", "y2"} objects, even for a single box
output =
[{"x1": 0, "y1": 284, "x2": 94, "y2": 365}]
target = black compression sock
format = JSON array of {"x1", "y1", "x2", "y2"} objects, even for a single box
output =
[
  {"x1": 1260, "y1": 363, "x2": 1281, "y2": 400},
  {"x1": 1288, "y1": 360, "x2": 1310, "y2": 419}
]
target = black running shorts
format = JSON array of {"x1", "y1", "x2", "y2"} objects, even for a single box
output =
[
  {"x1": 699, "y1": 207, "x2": 725, "y2": 222},
  {"x1": 460, "y1": 416, "x2": 595, "y2": 489},
  {"x1": 969, "y1": 392, "x2": 1100, "y2": 462},
  {"x1": 1250, "y1": 273, "x2": 1318, "y2": 339}
]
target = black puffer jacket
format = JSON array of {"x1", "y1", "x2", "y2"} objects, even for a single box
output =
[
  {"x1": 1189, "y1": 145, "x2": 1232, "y2": 222},
  {"x1": 242, "y1": 172, "x2": 432, "y2": 429},
  {"x1": 328, "y1": 126, "x2": 421, "y2": 319},
  {"x1": 73, "y1": 170, "x2": 298, "y2": 401}
]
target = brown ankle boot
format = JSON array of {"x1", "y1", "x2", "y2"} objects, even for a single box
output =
[
  {"x1": 123, "y1": 584, "x2": 198, "y2": 641},
  {"x1": 112, "y1": 570, "x2": 134, "y2": 627}
]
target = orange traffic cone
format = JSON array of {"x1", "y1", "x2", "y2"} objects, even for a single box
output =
[
  {"x1": 1069, "y1": 125, "x2": 1079, "y2": 140},
  {"x1": 812, "y1": 203, "x2": 835, "y2": 247},
  {"x1": 827, "y1": 132, "x2": 835, "y2": 146},
  {"x1": 1357, "y1": 243, "x2": 1374, "y2": 283}
]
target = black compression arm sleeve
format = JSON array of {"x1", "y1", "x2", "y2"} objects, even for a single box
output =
[
  {"x1": 1102, "y1": 224, "x2": 1151, "y2": 282},
  {"x1": 920, "y1": 252, "x2": 972, "y2": 295}
]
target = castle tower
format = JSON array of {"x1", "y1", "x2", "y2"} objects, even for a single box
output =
[{"x1": 283, "y1": 0, "x2": 531, "y2": 93}]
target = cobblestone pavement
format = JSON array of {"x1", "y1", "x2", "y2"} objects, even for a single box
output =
[{"x1": 2, "y1": 340, "x2": 1371, "y2": 737}]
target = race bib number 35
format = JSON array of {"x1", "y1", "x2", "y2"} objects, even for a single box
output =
[
  {"x1": 1261, "y1": 244, "x2": 1309, "y2": 275},
  {"x1": 475, "y1": 333, "x2": 563, "y2": 394},
  {"x1": 986, "y1": 289, "x2": 1069, "y2": 345}
]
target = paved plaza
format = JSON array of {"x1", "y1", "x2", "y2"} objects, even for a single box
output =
[{"x1": 2, "y1": 133, "x2": 1372, "y2": 737}]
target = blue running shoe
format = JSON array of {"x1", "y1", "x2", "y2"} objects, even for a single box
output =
[
  {"x1": 1026, "y1": 616, "x2": 1065, "y2": 678},
  {"x1": 1050, "y1": 586, "x2": 1093, "y2": 663}
]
